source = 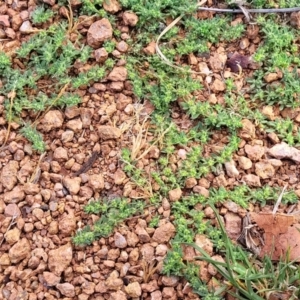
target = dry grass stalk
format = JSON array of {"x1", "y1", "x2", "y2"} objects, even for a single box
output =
[{"x1": 155, "y1": 0, "x2": 208, "y2": 74}]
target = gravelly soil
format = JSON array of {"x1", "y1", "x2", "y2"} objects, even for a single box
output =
[{"x1": 1, "y1": 0, "x2": 300, "y2": 299}]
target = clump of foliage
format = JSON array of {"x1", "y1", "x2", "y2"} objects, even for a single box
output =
[
  {"x1": 73, "y1": 198, "x2": 145, "y2": 246},
  {"x1": 161, "y1": 187, "x2": 298, "y2": 296},
  {"x1": 1, "y1": 17, "x2": 111, "y2": 151},
  {"x1": 186, "y1": 204, "x2": 300, "y2": 299},
  {"x1": 31, "y1": 5, "x2": 55, "y2": 24}
]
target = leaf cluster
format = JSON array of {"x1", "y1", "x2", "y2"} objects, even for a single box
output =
[
  {"x1": 73, "y1": 198, "x2": 145, "y2": 246},
  {"x1": 31, "y1": 5, "x2": 55, "y2": 24}
]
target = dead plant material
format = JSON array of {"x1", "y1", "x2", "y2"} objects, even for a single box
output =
[
  {"x1": 123, "y1": 103, "x2": 172, "y2": 162},
  {"x1": 73, "y1": 151, "x2": 100, "y2": 177},
  {"x1": 250, "y1": 212, "x2": 300, "y2": 261},
  {"x1": 0, "y1": 212, "x2": 19, "y2": 247},
  {"x1": 30, "y1": 152, "x2": 46, "y2": 183},
  {"x1": 239, "y1": 185, "x2": 300, "y2": 261},
  {"x1": 141, "y1": 259, "x2": 161, "y2": 283},
  {"x1": 32, "y1": 82, "x2": 69, "y2": 127},
  {"x1": 155, "y1": 0, "x2": 210, "y2": 75},
  {"x1": 0, "y1": 90, "x2": 16, "y2": 151},
  {"x1": 226, "y1": 52, "x2": 252, "y2": 73},
  {"x1": 130, "y1": 114, "x2": 150, "y2": 161}
]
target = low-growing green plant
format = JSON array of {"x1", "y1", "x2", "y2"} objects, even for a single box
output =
[
  {"x1": 73, "y1": 198, "x2": 145, "y2": 246},
  {"x1": 19, "y1": 124, "x2": 46, "y2": 153},
  {"x1": 0, "y1": 52, "x2": 11, "y2": 72},
  {"x1": 31, "y1": 5, "x2": 55, "y2": 24},
  {"x1": 186, "y1": 204, "x2": 300, "y2": 300},
  {"x1": 103, "y1": 40, "x2": 116, "y2": 53},
  {"x1": 1, "y1": 15, "x2": 111, "y2": 150},
  {"x1": 149, "y1": 215, "x2": 160, "y2": 228}
]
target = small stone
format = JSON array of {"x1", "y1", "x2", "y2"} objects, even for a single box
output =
[
  {"x1": 66, "y1": 118, "x2": 82, "y2": 132},
  {"x1": 255, "y1": 161, "x2": 275, "y2": 179},
  {"x1": 56, "y1": 283, "x2": 75, "y2": 297},
  {"x1": 4, "y1": 203, "x2": 21, "y2": 217},
  {"x1": 88, "y1": 174, "x2": 104, "y2": 191},
  {"x1": 81, "y1": 280, "x2": 95, "y2": 295},
  {"x1": 193, "y1": 186, "x2": 210, "y2": 197},
  {"x1": 161, "y1": 276, "x2": 179, "y2": 287},
  {"x1": 290, "y1": 11, "x2": 300, "y2": 29},
  {"x1": 5, "y1": 227, "x2": 20, "y2": 244},
  {"x1": 262, "y1": 106, "x2": 275, "y2": 120},
  {"x1": 0, "y1": 15, "x2": 10, "y2": 27},
  {"x1": 239, "y1": 37, "x2": 249, "y2": 49},
  {"x1": 168, "y1": 188, "x2": 182, "y2": 201},
  {"x1": 63, "y1": 177, "x2": 81, "y2": 195},
  {"x1": 24, "y1": 223, "x2": 34, "y2": 233},
  {"x1": 48, "y1": 243, "x2": 73, "y2": 276},
  {"x1": 53, "y1": 147, "x2": 68, "y2": 161},
  {"x1": 237, "y1": 156, "x2": 252, "y2": 170},
  {"x1": 223, "y1": 201, "x2": 239, "y2": 213},
  {"x1": 43, "y1": 272, "x2": 61, "y2": 286},
  {"x1": 208, "y1": 255, "x2": 225, "y2": 276},
  {"x1": 126, "y1": 231, "x2": 139, "y2": 247},
  {"x1": 61, "y1": 130, "x2": 74, "y2": 143},
  {"x1": 143, "y1": 41, "x2": 156, "y2": 55},
  {"x1": 267, "y1": 132, "x2": 280, "y2": 144},
  {"x1": 114, "y1": 232, "x2": 127, "y2": 248},
  {"x1": 49, "y1": 221, "x2": 59, "y2": 235},
  {"x1": 204, "y1": 206, "x2": 214, "y2": 218},
  {"x1": 105, "y1": 271, "x2": 124, "y2": 290},
  {"x1": 185, "y1": 178, "x2": 197, "y2": 188},
  {"x1": 198, "y1": 62, "x2": 211, "y2": 75},
  {"x1": 103, "y1": 0, "x2": 121, "y2": 13},
  {"x1": 245, "y1": 144, "x2": 265, "y2": 161},
  {"x1": 135, "y1": 224, "x2": 150, "y2": 243},
  {"x1": 110, "y1": 291, "x2": 127, "y2": 300},
  {"x1": 177, "y1": 149, "x2": 187, "y2": 159},
  {"x1": 1, "y1": 161, "x2": 18, "y2": 190},
  {"x1": 213, "y1": 174, "x2": 228, "y2": 187},
  {"x1": 4, "y1": 187, "x2": 25, "y2": 203},
  {"x1": 114, "y1": 169, "x2": 127, "y2": 185},
  {"x1": 116, "y1": 41, "x2": 128, "y2": 53},
  {"x1": 268, "y1": 159, "x2": 282, "y2": 167},
  {"x1": 141, "y1": 244, "x2": 154, "y2": 261},
  {"x1": 162, "y1": 287, "x2": 177, "y2": 300},
  {"x1": 195, "y1": 234, "x2": 213, "y2": 256},
  {"x1": 59, "y1": 213, "x2": 76, "y2": 235},
  {"x1": 23, "y1": 183, "x2": 40, "y2": 195},
  {"x1": 198, "y1": 178, "x2": 210, "y2": 188},
  {"x1": 98, "y1": 125, "x2": 121, "y2": 140},
  {"x1": 0, "y1": 253, "x2": 10, "y2": 266},
  {"x1": 107, "y1": 66, "x2": 127, "y2": 81},
  {"x1": 142, "y1": 280, "x2": 159, "y2": 293},
  {"x1": 125, "y1": 282, "x2": 142, "y2": 297},
  {"x1": 20, "y1": 21, "x2": 33, "y2": 33},
  {"x1": 39, "y1": 110, "x2": 63, "y2": 132},
  {"x1": 9, "y1": 238, "x2": 31, "y2": 263},
  {"x1": 151, "y1": 290, "x2": 162, "y2": 300},
  {"x1": 123, "y1": 11, "x2": 138, "y2": 26},
  {"x1": 87, "y1": 18, "x2": 113, "y2": 48},
  {"x1": 268, "y1": 142, "x2": 300, "y2": 163},
  {"x1": 242, "y1": 174, "x2": 261, "y2": 187},
  {"x1": 224, "y1": 160, "x2": 239, "y2": 177},
  {"x1": 211, "y1": 78, "x2": 226, "y2": 92},
  {"x1": 152, "y1": 222, "x2": 175, "y2": 243},
  {"x1": 264, "y1": 72, "x2": 279, "y2": 83},
  {"x1": 239, "y1": 119, "x2": 256, "y2": 140},
  {"x1": 94, "y1": 48, "x2": 108, "y2": 63},
  {"x1": 188, "y1": 53, "x2": 198, "y2": 65},
  {"x1": 65, "y1": 106, "x2": 80, "y2": 119},
  {"x1": 225, "y1": 213, "x2": 241, "y2": 240}
]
